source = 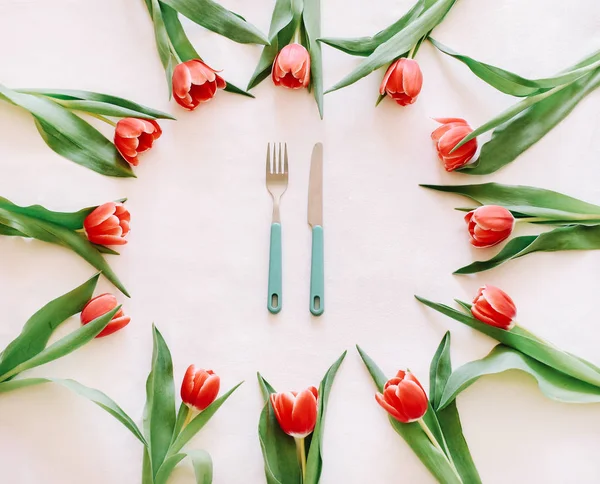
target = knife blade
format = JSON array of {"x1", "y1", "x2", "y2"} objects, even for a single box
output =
[{"x1": 308, "y1": 143, "x2": 324, "y2": 316}]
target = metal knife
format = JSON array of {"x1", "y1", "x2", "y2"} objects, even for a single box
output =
[{"x1": 308, "y1": 143, "x2": 324, "y2": 316}]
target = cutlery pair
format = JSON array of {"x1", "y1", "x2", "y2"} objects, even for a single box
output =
[{"x1": 265, "y1": 142, "x2": 324, "y2": 316}]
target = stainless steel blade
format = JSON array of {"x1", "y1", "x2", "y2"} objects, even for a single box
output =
[{"x1": 308, "y1": 143, "x2": 323, "y2": 227}]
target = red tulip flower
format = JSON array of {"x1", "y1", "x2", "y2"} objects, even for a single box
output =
[
  {"x1": 84, "y1": 202, "x2": 130, "y2": 246},
  {"x1": 465, "y1": 205, "x2": 515, "y2": 248},
  {"x1": 472, "y1": 285, "x2": 517, "y2": 330},
  {"x1": 375, "y1": 370, "x2": 428, "y2": 423},
  {"x1": 114, "y1": 118, "x2": 162, "y2": 166},
  {"x1": 270, "y1": 386, "x2": 318, "y2": 438},
  {"x1": 272, "y1": 43, "x2": 311, "y2": 90},
  {"x1": 380, "y1": 58, "x2": 423, "y2": 106},
  {"x1": 172, "y1": 59, "x2": 226, "y2": 110},
  {"x1": 431, "y1": 118, "x2": 478, "y2": 171},
  {"x1": 181, "y1": 365, "x2": 220, "y2": 411},
  {"x1": 80, "y1": 293, "x2": 130, "y2": 338}
]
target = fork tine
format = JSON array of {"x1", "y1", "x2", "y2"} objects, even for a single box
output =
[
  {"x1": 266, "y1": 142, "x2": 271, "y2": 175},
  {"x1": 278, "y1": 143, "x2": 283, "y2": 174},
  {"x1": 272, "y1": 142, "x2": 277, "y2": 174},
  {"x1": 284, "y1": 143, "x2": 288, "y2": 175}
]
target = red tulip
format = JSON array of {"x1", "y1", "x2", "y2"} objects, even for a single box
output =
[
  {"x1": 181, "y1": 365, "x2": 221, "y2": 411},
  {"x1": 84, "y1": 202, "x2": 130, "y2": 246},
  {"x1": 431, "y1": 118, "x2": 478, "y2": 171},
  {"x1": 272, "y1": 43, "x2": 311, "y2": 90},
  {"x1": 380, "y1": 58, "x2": 423, "y2": 106},
  {"x1": 270, "y1": 386, "x2": 318, "y2": 438},
  {"x1": 465, "y1": 205, "x2": 515, "y2": 248},
  {"x1": 114, "y1": 118, "x2": 161, "y2": 166},
  {"x1": 375, "y1": 370, "x2": 428, "y2": 423},
  {"x1": 472, "y1": 285, "x2": 517, "y2": 330},
  {"x1": 80, "y1": 293, "x2": 130, "y2": 338},
  {"x1": 172, "y1": 59, "x2": 226, "y2": 110}
]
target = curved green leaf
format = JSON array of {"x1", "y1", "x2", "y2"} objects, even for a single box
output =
[
  {"x1": 439, "y1": 345, "x2": 600, "y2": 409},
  {"x1": 160, "y1": 0, "x2": 269, "y2": 45},
  {"x1": 148, "y1": 0, "x2": 177, "y2": 96},
  {"x1": 458, "y1": 68, "x2": 600, "y2": 175},
  {"x1": 0, "y1": 377, "x2": 146, "y2": 444},
  {"x1": 155, "y1": 454, "x2": 187, "y2": 484},
  {"x1": 0, "y1": 307, "x2": 119, "y2": 383},
  {"x1": 454, "y1": 225, "x2": 600, "y2": 275},
  {"x1": 144, "y1": 325, "x2": 177, "y2": 478},
  {"x1": 303, "y1": 0, "x2": 324, "y2": 118},
  {"x1": 416, "y1": 296, "x2": 600, "y2": 388},
  {"x1": 305, "y1": 351, "x2": 346, "y2": 484},
  {"x1": 325, "y1": 0, "x2": 456, "y2": 93},
  {"x1": 156, "y1": 450, "x2": 213, "y2": 484},
  {"x1": 0, "y1": 274, "x2": 99, "y2": 377}
]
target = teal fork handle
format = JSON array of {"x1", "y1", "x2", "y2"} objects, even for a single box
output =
[
  {"x1": 268, "y1": 223, "x2": 282, "y2": 314},
  {"x1": 310, "y1": 225, "x2": 324, "y2": 316}
]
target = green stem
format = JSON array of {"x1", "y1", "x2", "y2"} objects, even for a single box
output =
[
  {"x1": 295, "y1": 437, "x2": 307, "y2": 481},
  {"x1": 87, "y1": 112, "x2": 117, "y2": 127},
  {"x1": 417, "y1": 418, "x2": 462, "y2": 482}
]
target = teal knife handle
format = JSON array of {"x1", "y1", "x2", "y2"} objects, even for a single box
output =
[
  {"x1": 310, "y1": 225, "x2": 324, "y2": 316},
  {"x1": 268, "y1": 223, "x2": 282, "y2": 314}
]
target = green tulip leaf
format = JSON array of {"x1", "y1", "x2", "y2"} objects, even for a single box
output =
[
  {"x1": 302, "y1": 0, "x2": 325, "y2": 119},
  {"x1": 429, "y1": 333, "x2": 482, "y2": 484},
  {"x1": 438, "y1": 345, "x2": 600, "y2": 410},
  {"x1": 147, "y1": 0, "x2": 177, "y2": 96},
  {"x1": 160, "y1": 0, "x2": 269, "y2": 45},
  {"x1": 458, "y1": 68, "x2": 600, "y2": 175},
  {"x1": 325, "y1": 0, "x2": 456, "y2": 94},
  {"x1": 0, "y1": 377, "x2": 146, "y2": 444},
  {"x1": 155, "y1": 449, "x2": 213, "y2": 484},
  {"x1": 0, "y1": 274, "x2": 99, "y2": 377},
  {"x1": 416, "y1": 296, "x2": 600, "y2": 388},
  {"x1": 305, "y1": 351, "x2": 347, "y2": 484}
]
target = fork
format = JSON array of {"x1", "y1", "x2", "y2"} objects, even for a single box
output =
[{"x1": 266, "y1": 142, "x2": 288, "y2": 314}]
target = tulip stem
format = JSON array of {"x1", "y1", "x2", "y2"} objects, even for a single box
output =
[
  {"x1": 87, "y1": 112, "x2": 117, "y2": 127},
  {"x1": 516, "y1": 215, "x2": 600, "y2": 223},
  {"x1": 295, "y1": 437, "x2": 307, "y2": 481},
  {"x1": 418, "y1": 418, "x2": 461, "y2": 481}
]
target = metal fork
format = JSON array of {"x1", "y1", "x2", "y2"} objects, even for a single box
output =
[{"x1": 266, "y1": 142, "x2": 288, "y2": 314}]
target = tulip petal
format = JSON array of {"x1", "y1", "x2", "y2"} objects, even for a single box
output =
[
  {"x1": 290, "y1": 388, "x2": 318, "y2": 437},
  {"x1": 87, "y1": 234, "x2": 128, "y2": 246},
  {"x1": 81, "y1": 293, "x2": 117, "y2": 324},
  {"x1": 115, "y1": 118, "x2": 146, "y2": 138},
  {"x1": 375, "y1": 392, "x2": 409, "y2": 423},
  {"x1": 380, "y1": 62, "x2": 397, "y2": 95},
  {"x1": 193, "y1": 374, "x2": 220, "y2": 410},
  {"x1": 396, "y1": 380, "x2": 428, "y2": 422},
  {"x1": 482, "y1": 286, "x2": 517, "y2": 319},
  {"x1": 96, "y1": 315, "x2": 131, "y2": 338},
  {"x1": 402, "y1": 59, "x2": 423, "y2": 98},
  {"x1": 181, "y1": 365, "x2": 197, "y2": 403},
  {"x1": 84, "y1": 203, "x2": 116, "y2": 230},
  {"x1": 472, "y1": 206, "x2": 515, "y2": 231},
  {"x1": 173, "y1": 63, "x2": 193, "y2": 99}
]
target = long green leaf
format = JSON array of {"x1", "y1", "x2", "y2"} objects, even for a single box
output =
[
  {"x1": 0, "y1": 206, "x2": 129, "y2": 296},
  {"x1": 416, "y1": 296, "x2": 600, "y2": 388},
  {"x1": 429, "y1": 333, "x2": 482, "y2": 484},
  {"x1": 325, "y1": 0, "x2": 456, "y2": 93},
  {"x1": 149, "y1": 0, "x2": 177, "y2": 96},
  {"x1": 155, "y1": 449, "x2": 213, "y2": 484},
  {"x1": 356, "y1": 346, "x2": 461, "y2": 484},
  {"x1": 0, "y1": 274, "x2": 99, "y2": 377},
  {"x1": 454, "y1": 225, "x2": 600, "y2": 275},
  {"x1": 155, "y1": 454, "x2": 187, "y2": 484},
  {"x1": 0, "y1": 85, "x2": 134, "y2": 177},
  {"x1": 17, "y1": 88, "x2": 175, "y2": 119},
  {"x1": 439, "y1": 345, "x2": 600, "y2": 409},
  {"x1": 160, "y1": 0, "x2": 269, "y2": 45},
  {"x1": 170, "y1": 382, "x2": 243, "y2": 455},
  {"x1": 430, "y1": 39, "x2": 600, "y2": 97},
  {"x1": 144, "y1": 325, "x2": 177, "y2": 478},
  {"x1": 303, "y1": 0, "x2": 324, "y2": 118},
  {"x1": 0, "y1": 377, "x2": 146, "y2": 444},
  {"x1": 458, "y1": 68, "x2": 600, "y2": 175},
  {"x1": 305, "y1": 351, "x2": 346, "y2": 484},
  {"x1": 0, "y1": 307, "x2": 118, "y2": 383}
]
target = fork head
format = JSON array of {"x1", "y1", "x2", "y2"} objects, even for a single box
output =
[{"x1": 265, "y1": 142, "x2": 289, "y2": 199}]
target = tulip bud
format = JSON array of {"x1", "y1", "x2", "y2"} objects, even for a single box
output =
[
  {"x1": 172, "y1": 59, "x2": 226, "y2": 110},
  {"x1": 181, "y1": 365, "x2": 220, "y2": 411},
  {"x1": 472, "y1": 285, "x2": 517, "y2": 330},
  {"x1": 114, "y1": 118, "x2": 162, "y2": 166},
  {"x1": 84, "y1": 202, "x2": 130, "y2": 246},
  {"x1": 431, "y1": 118, "x2": 478, "y2": 171},
  {"x1": 80, "y1": 293, "x2": 130, "y2": 338},
  {"x1": 375, "y1": 370, "x2": 428, "y2": 423},
  {"x1": 465, "y1": 205, "x2": 515, "y2": 248},
  {"x1": 270, "y1": 386, "x2": 318, "y2": 438},
  {"x1": 272, "y1": 43, "x2": 311, "y2": 90},
  {"x1": 379, "y1": 58, "x2": 423, "y2": 106}
]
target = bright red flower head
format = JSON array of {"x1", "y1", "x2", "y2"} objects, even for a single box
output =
[
  {"x1": 272, "y1": 43, "x2": 311, "y2": 90},
  {"x1": 270, "y1": 386, "x2": 318, "y2": 438},
  {"x1": 375, "y1": 370, "x2": 428, "y2": 423},
  {"x1": 380, "y1": 58, "x2": 423, "y2": 106},
  {"x1": 431, "y1": 118, "x2": 478, "y2": 171},
  {"x1": 172, "y1": 59, "x2": 226, "y2": 110},
  {"x1": 84, "y1": 202, "x2": 130, "y2": 246},
  {"x1": 80, "y1": 293, "x2": 130, "y2": 338},
  {"x1": 465, "y1": 205, "x2": 515, "y2": 248},
  {"x1": 181, "y1": 365, "x2": 220, "y2": 411},
  {"x1": 114, "y1": 118, "x2": 162, "y2": 166},
  {"x1": 472, "y1": 285, "x2": 517, "y2": 330}
]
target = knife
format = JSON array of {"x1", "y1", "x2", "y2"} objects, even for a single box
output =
[{"x1": 308, "y1": 143, "x2": 324, "y2": 316}]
